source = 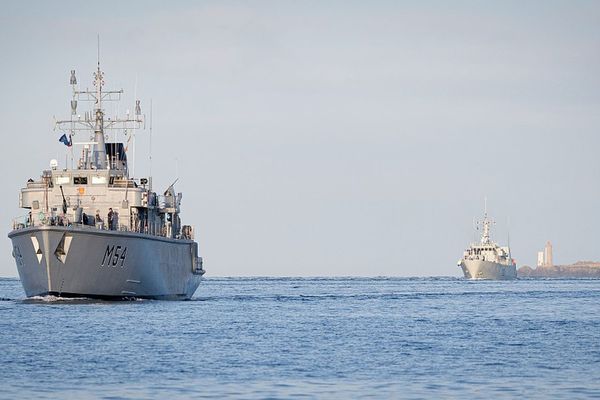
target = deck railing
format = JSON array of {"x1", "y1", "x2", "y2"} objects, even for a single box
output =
[{"x1": 11, "y1": 212, "x2": 194, "y2": 240}]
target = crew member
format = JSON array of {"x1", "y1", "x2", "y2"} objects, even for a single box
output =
[
  {"x1": 107, "y1": 208, "x2": 114, "y2": 230},
  {"x1": 95, "y1": 210, "x2": 103, "y2": 229}
]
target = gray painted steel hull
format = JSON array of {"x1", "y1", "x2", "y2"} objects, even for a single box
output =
[
  {"x1": 460, "y1": 259, "x2": 516, "y2": 280},
  {"x1": 8, "y1": 226, "x2": 203, "y2": 300}
]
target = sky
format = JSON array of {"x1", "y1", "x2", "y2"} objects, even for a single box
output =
[{"x1": 1, "y1": 0, "x2": 599, "y2": 277}]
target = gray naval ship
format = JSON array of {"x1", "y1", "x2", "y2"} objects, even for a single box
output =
[
  {"x1": 8, "y1": 63, "x2": 205, "y2": 299},
  {"x1": 458, "y1": 208, "x2": 516, "y2": 280}
]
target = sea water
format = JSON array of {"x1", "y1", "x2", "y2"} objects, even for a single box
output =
[{"x1": 0, "y1": 277, "x2": 599, "y2": 399}]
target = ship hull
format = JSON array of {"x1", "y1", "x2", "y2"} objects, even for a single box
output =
[
  {"x1": 460, "y1": 259, "x2": 516, "y2": 280},
  {"x1": 8, "y1": 226, "x2": 203, "y2": 300}
]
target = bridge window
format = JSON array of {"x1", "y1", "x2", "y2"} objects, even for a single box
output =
[{"x1": 55, "y1": 176, "x2": 70, "y2": 185}]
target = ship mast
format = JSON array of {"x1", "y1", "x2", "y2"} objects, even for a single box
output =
[
  {"x1": 92, "y1": 58, "x2": 107, "y2": 169},
  {"x1": 54, "y1": 46, "x2": 144, "y2": 173},
  {"x1": 479, "y1": 198, "x2": 494, "y2": 245},
  {"x1": 481, "y1": 213, "x2": 491, "y2": 244}
]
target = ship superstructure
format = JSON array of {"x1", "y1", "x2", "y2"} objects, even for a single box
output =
[
  {"x1": 458, "y1": 207, "x2": 516, "y2": 280},
  {"x1": 8, "y1": 61, "x2": 204, "y2": 299}
]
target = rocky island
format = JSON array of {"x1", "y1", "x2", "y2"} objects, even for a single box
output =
[{"x1": 518, "y1": 261, "x2": 600, "y2": 278}]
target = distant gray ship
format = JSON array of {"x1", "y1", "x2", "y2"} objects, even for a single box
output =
[
  {"x1": 8, "y1": 62, "x2": 205, "y2": 299},
  {"x1": 458, "y1": 207, "x2": 516, "y2": 280}
]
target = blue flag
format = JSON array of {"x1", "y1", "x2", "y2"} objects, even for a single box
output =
[{"x1": 59, "y1": 133, "x2": 72, "y2": 147}]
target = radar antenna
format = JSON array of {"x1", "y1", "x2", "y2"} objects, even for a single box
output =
[{"x1": 54, "y1": 44, "x2": 144, "y2": 172}]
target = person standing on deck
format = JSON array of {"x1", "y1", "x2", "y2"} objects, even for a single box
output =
[{"x1": 107, "y1": 208, "x2": 114, "y2": 230}]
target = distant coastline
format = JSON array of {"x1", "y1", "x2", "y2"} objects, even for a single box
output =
[{"x1": 518, "y1": 261, "x2": 600, "y2": 278}]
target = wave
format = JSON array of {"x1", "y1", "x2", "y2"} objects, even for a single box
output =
[{"x1": 20, "y1": 295, "x2": 146, "y2": 304}]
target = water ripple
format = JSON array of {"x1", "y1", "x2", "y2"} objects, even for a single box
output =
[{"x1": 0, "y1": 277, "x2": 599, "y2": 399}]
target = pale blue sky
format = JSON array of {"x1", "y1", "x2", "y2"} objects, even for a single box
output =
[{"x1": 1, "y1": 1, "x2": 599, "y2": 276}]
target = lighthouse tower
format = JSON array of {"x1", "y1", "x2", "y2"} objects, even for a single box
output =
[{"x1": 544, "y1": 241, "x2": 553, "y2": 267}]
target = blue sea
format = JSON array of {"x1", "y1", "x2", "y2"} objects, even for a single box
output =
[{"x1": 0, "y1": 277, "x2": 599, "y2": 399}]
